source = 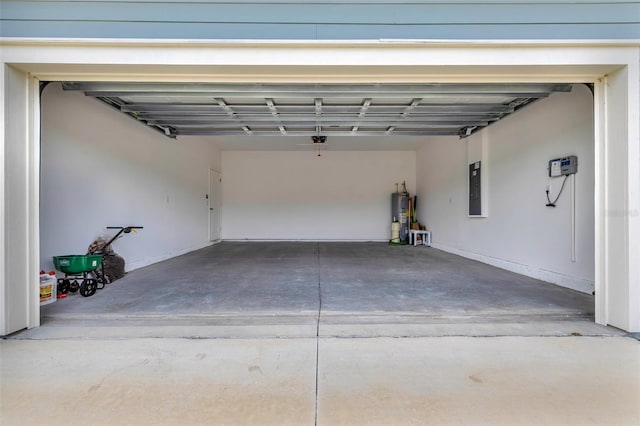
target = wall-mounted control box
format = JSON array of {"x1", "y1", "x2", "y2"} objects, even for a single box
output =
[
  {"x1": 469, "y1": 161, "x2": 481, "y2": 216},
  {"x1": 548, "y1": 155, "x2": 578, "y2": 177}
]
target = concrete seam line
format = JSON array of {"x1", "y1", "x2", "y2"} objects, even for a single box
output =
[{"x1": 315, "y1": 241, "x2": 321, "y2": 426}]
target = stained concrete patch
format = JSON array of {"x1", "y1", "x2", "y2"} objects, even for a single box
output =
[
  {"x1": 0, "y1": 338, "x2": 316, "y2": 426},
  {"x1": 317, "y1": 336, "x2": 640, "y2": 425}
]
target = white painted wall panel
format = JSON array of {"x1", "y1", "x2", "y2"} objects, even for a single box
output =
[
  {"x1": 416, "y1": 85, "x2": 595, "y2": 293},
  {"x1": 222, "y1": 150, "x2": 415, "y2": 240},
  {"x1": 40, "y1": 83, "x2": 221, "y2": 272}
]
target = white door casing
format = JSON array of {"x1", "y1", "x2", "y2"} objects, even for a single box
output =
[{"x1": 209, "y1": 169, "x2": 222, "y2": 241}]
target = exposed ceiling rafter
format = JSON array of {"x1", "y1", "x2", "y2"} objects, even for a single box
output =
[{"x1": 64, "y1": 82, "x2": 572, "y2": 139}]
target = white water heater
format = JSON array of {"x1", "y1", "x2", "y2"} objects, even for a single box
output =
[{"x1": 391, "y1": 192, "x2": 410, "y2": 243}]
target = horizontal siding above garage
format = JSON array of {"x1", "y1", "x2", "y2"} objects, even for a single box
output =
[{"x1": 1, "y1": 1, "x2": 639, "y2": 40}]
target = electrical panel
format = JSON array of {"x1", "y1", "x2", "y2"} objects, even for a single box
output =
[
  {"x1": 549, "y1": 155, "x2": 578, "y2": 177},
  {"x1": 469, "y1": 161, "x2": 481, "y2": 216}
]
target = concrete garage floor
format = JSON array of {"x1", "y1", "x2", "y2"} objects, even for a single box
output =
[
  {"x1": 3, "y1": 242, "x2": 638, "y2": 425},
  {"x1": 33, "y1": 242, "x2": 605, "y2": 338}
]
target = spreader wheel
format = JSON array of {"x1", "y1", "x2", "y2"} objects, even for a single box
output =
[
  {"x1": 57, "y1": 278, "x2": 70, "y2": 295},
  {"x1": 79, "y1": 279, "x2": 97, "y2": 297}
]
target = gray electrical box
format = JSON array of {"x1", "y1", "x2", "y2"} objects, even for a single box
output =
[
  {"x1": 469, "y1": 162, "x2": 481, "y2": 216},
  {"x1": 549, "y1": 155, "x2": 578, "y2": 177}
]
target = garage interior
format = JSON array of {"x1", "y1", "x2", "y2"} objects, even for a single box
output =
[{"x1": 36, "y1": 81, "x2": 598, "y2": 337}]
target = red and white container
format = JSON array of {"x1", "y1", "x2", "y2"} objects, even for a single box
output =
[{"x1": 39, "y1": 271, "x2": 57, "y2": 305}]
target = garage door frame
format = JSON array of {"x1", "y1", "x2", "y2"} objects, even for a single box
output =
[{"x1": 1, "y1": 39, "x2": 638, "y2": 334}]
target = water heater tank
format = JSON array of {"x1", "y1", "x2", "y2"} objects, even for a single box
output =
[{"x1": 391, "y1": 192, "x2": 410, "y2": 243}]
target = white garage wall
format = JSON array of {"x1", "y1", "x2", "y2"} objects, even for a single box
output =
[
  {"x1": 222, "y1": 150, "x2": 415, "y2": 240},
  {"x1": 416, "y1": 85, "x2": 595, "y2": 293},
  {"x1": 40, "y1": 83, "x2": 221, "y2": 272}
]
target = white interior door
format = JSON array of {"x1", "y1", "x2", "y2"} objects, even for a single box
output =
[{"x1": 209, "y1": 170, "x2": 222, "y2": 241}]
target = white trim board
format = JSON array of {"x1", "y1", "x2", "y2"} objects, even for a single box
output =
[{"x1": 431, "y1": 243, "x2": 595, "y2": 294}]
